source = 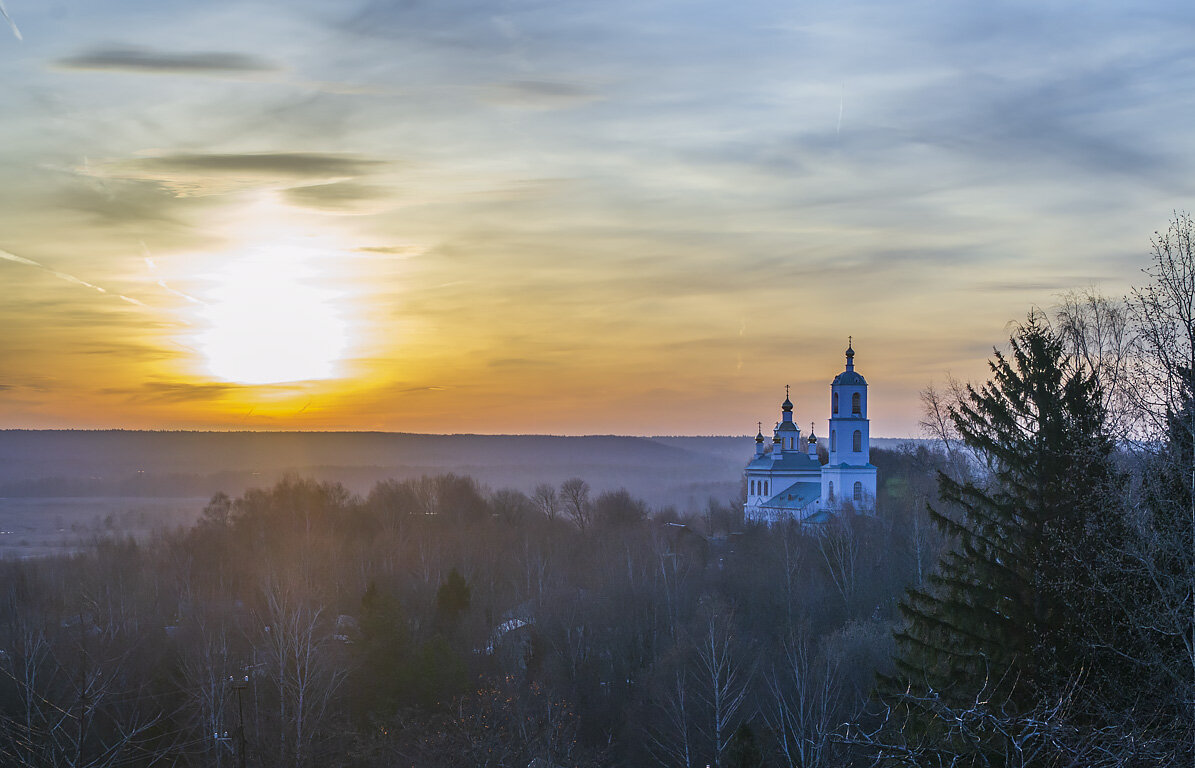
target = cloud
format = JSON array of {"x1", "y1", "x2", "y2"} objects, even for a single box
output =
[
  {"x1": 0, "y1": 1, "x2": 19, "y2": 41},
  {"x1": 483, "y1": 80, "x2": 600, "y2": 110},
  {"x1": 118, "y1": 153, "x2": 381, "y2": 177},
  {"x1": 76, "y1": 342, "x2": 175, "y2": 361},
  {"x1": 56, "y1": 46, "x2": 276, "y2": 75},
  {"x1": 354, "y1": 245, "x2": 422, "y2": 257},
  {"x1": 85, "y1": 153, "x2": 385, "y2": 196},
  {"x1": 282, "y1": 181, "x2": 392, "y2": 212},
  {"x1": 487, "y1": 358, "x2": 551, "y2": 369},
  {"x1": 101, "y1": 380, "x2": 245, "y2": 403}
]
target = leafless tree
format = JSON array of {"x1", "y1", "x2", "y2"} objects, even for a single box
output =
[
  {"x1": 1055, "y1": 288, "x2": 1132, "y2": 435},
  {"x1": 0, "y1": 614, "x2": 167, "y2": 767},
  {"x1": 778, "y1": 523, "x2": 806, "y2": 633},
  {"x1": 259, "y1": 584, "x2": 346, "y2": 768},
  {"x1": 815, "y1": 515, "x2": 858, "y2": 610},
  {"x1": 532, "y1": 483, "x2": 560, "y2": 521},
  {"x1": 176, "y1": 618, "x2": 235, "y2": 768},
  {"x1": 1120, "y1": 212, "x2": 1195, "y2": 759},
  {"x1": 1128, "y1": 212, "x2": 1195, "y2": 438},
  {"x1": 694, "y1": 606, "x2": 749, "y2": 768},
  {"x1": 560, "y1": 478, "x2": 592, "y2": 531},
  {"x1": 846, "y1": 678, "x2": 1164, "y2": 767},
  {"x1": 762, "y1": 628, "x2": 841, "y2": 768},
  {"x1": 646, "y1": 667, "x2": 696, "y2": 768},
  {"x1": 919, "y1": 376, "x2": 972, "y2": 481}
]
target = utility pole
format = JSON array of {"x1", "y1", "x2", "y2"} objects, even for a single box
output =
[{"x1": 229, "y1": 673, "x2": 249, "y2": 768}]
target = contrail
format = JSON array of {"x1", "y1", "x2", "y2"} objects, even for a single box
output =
[
  {"x1": 0, "y1": 1, "x2": 22, "y2": 41},
  {"x1": 837, "y1": 83, "x2": 844, "y2": 137},
  {"x1": 142, "y1": 242, "x2": 204, "y2": 305},
  {"x1": 1, "y1": 249, "x2": 106, "y2": 293},
  {"x1": 0, "y1": 248, "x2": 143, "y2": 305}
]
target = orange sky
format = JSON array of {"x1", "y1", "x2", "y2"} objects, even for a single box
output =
[{"x1": 0, "y1": 1, "x2": 1187, "y2": 436}]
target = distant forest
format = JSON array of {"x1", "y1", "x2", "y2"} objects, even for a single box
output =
[
  {"x1": 0, "y1": 447, "x2": 939, "y2": 767},
  {"x1": 6, "y1": 215, "x2": 1195, "y2": 767}
]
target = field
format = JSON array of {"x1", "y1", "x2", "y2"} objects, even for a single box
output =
[{"x1": 0, "y1": 496, "x2": 209, "y2": 559}]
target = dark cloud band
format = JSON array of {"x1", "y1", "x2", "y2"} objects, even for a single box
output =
[{"x1": 57, "y1": 46, "x2": 276, "y2": 74}]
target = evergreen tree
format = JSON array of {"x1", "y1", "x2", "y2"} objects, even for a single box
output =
[
  {"x1": 888, "y1": 315, "x2": 1121, "y2": 723},
  {"x1": 354, "y1": 581, "x2": 412, "y2": 717},
  {"x1": 436, "y1": 567, "x2": 471, "y2": 620}
]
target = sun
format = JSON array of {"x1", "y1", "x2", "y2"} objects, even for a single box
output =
[{"x1": 196, "y1": 246, "x2": 348, "y2": 385}]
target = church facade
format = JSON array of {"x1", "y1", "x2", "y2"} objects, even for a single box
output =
[{"x1": 744, "y1": 342, "x2": 877, "y2": 524}]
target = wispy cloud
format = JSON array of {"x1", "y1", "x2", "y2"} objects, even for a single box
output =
[
  {"x1": 83, "y1": 153, "x2": 386, "y2": 196},
  {"x1": 483, "y1": 80, "x2": 600, "y2": 110},
  {"x1": 56, "y1": 46, "x2": 275, "y2": 75},
  {"x1": 283, "y1": 181, "x2": 392, "y2": 212},
  {"x1": 101, "y1": 380, "x2": 245, "y2": 404},
  {"x1": 0, "y1": 0, "x2": 21, "y2": 42}
]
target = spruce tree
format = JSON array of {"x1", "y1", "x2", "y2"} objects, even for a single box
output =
[{"x1": 890, "y1": 314, "x2": 1119, "y2": 713}]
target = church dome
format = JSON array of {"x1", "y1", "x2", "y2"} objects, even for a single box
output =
[
  {"x1": 833, "y1": 370, "x2": 867, "y2": 386},
  {"x1": 833, "y1": 338, "x2": 867, "y2": 385}
]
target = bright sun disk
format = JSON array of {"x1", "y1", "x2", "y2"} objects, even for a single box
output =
[{"x1": 196, "y1": 249, "x2": 348, "y2": 385}]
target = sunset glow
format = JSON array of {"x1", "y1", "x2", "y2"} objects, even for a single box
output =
[
  {"x1": 0, "y1": 1, "x2": 1191, "y2": 434},
  {"x1": 195, "y1": 249, "x2": 348, "y2": 385}
]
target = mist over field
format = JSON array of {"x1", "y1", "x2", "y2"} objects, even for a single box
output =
[{"x1": 0, "y1": 429, "x2": 920, "y2": 502}]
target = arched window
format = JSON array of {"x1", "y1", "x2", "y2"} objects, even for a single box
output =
[
  {"x1": 764, "y1": 481, "x2": 768, "y2": 496},
  {"x1": 853, "y1": 481, "x2": 863, "y2": 503},
  {"x1": 828, "y1": 481, "x2": 834, "y2": 501},
  {"x1": 852, "y1": 392, "x2": 861, "y2": 415},
  {"x1": 853, "y1": 430, "x2": 862, "y2": 452},
  {"x1": 750, "y1": 480, "x2": 755, "y2": 495},
  {"x1": 833, "y1": 392, "x2": 839, "y2": 414},
  {"x1": 831, "y1": 430, "x2": 836, "y2": 451}
]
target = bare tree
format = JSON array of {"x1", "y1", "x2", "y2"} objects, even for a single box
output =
[
  {"x1": 847, "y1": 679, "x2": 1163, "y2": 767},
  {"x1": 532, "y1": 483, "x2": 560, "y2": 521},
  {"x1": 1129, "y1": 213, "x2": 1195, "y2": 437},
  {"x1": 0, "y1": 614, "x2": 166, "y2": 768},
  {"x1": 693, "y1": 607, "x2": 749, "y2": 768},
  {"x1": 918, "y1": 376, "x2": 971, "y2": 481},
  {"x1": 176, "y1": 618, "x2": 235, "y2": 768},
  {"x1": 560, "y1": 478, "x2": 592, "y2": 531},
  {"x1": 1122, "y1": 212, "x2": 1195, "y2": 759},
  {"x1": 762, "y1": 629, "x2": 841, "y2": 768},
  {"x1": 646, "y1": 667, "x2": 695, "y2": 768},
  {"x1": 1055, "y1": 288, "x2": 1132, "y2": 434},
  {"x1": 260, "y1": 584, "x2": 347, "y2": 768},
  {"x1": 815, "y1": 516, "x2": 858, "y2": 610}
]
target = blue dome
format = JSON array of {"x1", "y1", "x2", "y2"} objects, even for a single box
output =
[{"x1": 833, "y1": 370, "x2": 867, "y2": 386}]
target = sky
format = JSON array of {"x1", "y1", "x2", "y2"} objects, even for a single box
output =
[{"x1": 0, "y1": 0, "x2": 1192, "y2": 436}]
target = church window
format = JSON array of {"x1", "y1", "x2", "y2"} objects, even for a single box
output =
[
  {"x1": 852, "y1": 392, "x2": 861, "y2": 415},
  {"x1": 750, "y1": 480, "x2": 755, "y2": 495},
  {"x1": 852, "y1": 430, "x2": 862, "y2": 452},
  {"x1": 764, "y1": 481, "x2": 769, "y2": 495},
  {"x1": 833, "y1": 392, "x2": 839, "y2": 413},
  {"x1": 831, "y1": 431, "x2": 836, "y2": 451},
  {"x1": 853, "y1": 481, "x2": 863, "y2": 503},
  {"x1": 828, "y1": 481, "x2": 834, "y2": 501}
]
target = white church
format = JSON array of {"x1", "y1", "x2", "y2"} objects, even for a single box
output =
[{"x1": 744, "y1": 341, "x2": 878, "y2": 524}]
